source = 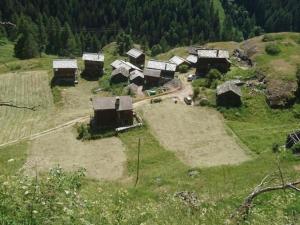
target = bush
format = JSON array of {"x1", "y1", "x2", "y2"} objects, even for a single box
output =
[
  {"x1": 207, "y1": 69, "x2": 222, "y2": 88},
  {"x1": 262, "y1": 34, "x2": 275, "y2": 42},
  {"x1": 272, "y1": 143, "x2": 280, "y2": 153},
  {"x1": 193, "y1": 87, "x2": 200, "y2": 100},
  {"x1": 178, "y1": 64, "x2": 189, "y2": 73},
  {"x1": 51, "y1": 86, "x2": 62, "y2": 105},
  {"x1": 199, "y1": 98, "x2": 210, "y2": 106},
  {"x1": 76, "y1": 123, "x2": 91, "y2": 140},
  {"x1": 291, "y1": 142, "x2": 300, "y2": 154},
  {"x1": 265, "y1": 43, "x2": 281, "y2": 55}
]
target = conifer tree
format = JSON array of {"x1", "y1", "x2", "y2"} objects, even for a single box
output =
[{"x1": 14, "y1": 17, "x2": 39, "y2": 59}]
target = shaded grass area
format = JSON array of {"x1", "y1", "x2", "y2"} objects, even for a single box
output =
[
  {"x1": 0, "y1": 142, "x2": 27, "y2": 176},
  {"x1": 221, "y1": 89, "x2": 300, "y2": 154}
]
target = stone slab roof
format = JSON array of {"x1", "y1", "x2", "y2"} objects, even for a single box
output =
[
  {"x1": 126, "y1": 48, "x2": 144, "y2": 58},
  {"x1": 53, "y1": 59, "x2": 78, "y2": 69},
  {"x1": 147, "y1": 60, "x2": 176, "y2": 72},
  {"x1": 217, "y1": 81, "x2": 242, "y2": 96},
  {"x1": 82, "y1": 53, "x2": 104, "y2": 62},
  {"x1": 92, "y1": 96, "x2": 133, "y2": 111}
]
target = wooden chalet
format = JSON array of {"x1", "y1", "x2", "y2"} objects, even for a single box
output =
[
  {"x1": 129, "y1": 70, "x2": 144, "y2": 86},
  {"x1": 143, "y1": 68, "x2": 161, "y2": 87},
  {"x1": 197, "y1": 49, "x2": 231, "y2": 74},
  {"x1": 216, "y1": 81, "x2": 242, "y2": 107},
  {"x1": 92, "y1": 96, "x2": 133, "y2": 129},
  {"x1": 82, "y1": 53, "x2": 104, "y2": 77},
  {"x1": 169, "y1": 56, "x2": 190, "y2": 71},
  {"x1": 110, "y1": 67, "x2": 130, "y2": 84},
  {"x1": 126, "y1": 48, "x2": 145, "y2": 68},
  {"x1": 53, "y1": 59, "x2": 78, "y2": 84},
  {"x1": 146, "y1": 60, "x2": 176, "y2": 78}
]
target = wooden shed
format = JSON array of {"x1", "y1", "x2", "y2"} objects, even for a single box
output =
[
  {"x1": 216, "y1": 81, "x2": 242, "y2": 107},
  {"x1": 143, "y1": 68, "x2": 161, "y2": 87},
  {"x1": 146, "y1": 60, "x2": 176, "y2": 78},
  {"x1": 110, "y1": 67, "x2": 130, "y2": 84},
  {"x1": 82, "y1": 53, "x2": 104, "y2": 77},
  {"x1": 92, "y1": 96, "x2": 133, "y2": 129},
  {"x1": 126, "y1": 48, "x2": 145, "y2": 68},
  {"x1": 197, "y1": 49, "x2": 231, "y2": 75},
  {"x1": 53, "y1": 59, "x2": 78, "y2": 84},
  {"x1": 129, "y1": 70, "x2": 144, "y2": 86}
]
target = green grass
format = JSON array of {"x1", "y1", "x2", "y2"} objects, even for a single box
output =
[
  {"x1": 0, "y1": 142, "x2": 28, "y2": 176},
  {"x1": 220, "y1": 89, "x2": 300, "y2": 154},
  {"x1": 80, "y1": 126, "x2": 300, "y2": 224}
]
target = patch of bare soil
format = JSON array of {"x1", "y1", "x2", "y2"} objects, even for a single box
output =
[
  {"x1": 140, "y1": 100, "x2": 251, "y2": 167},
  {"x1": 23, "y1": 127, "x2": 126, "y2": 181}
]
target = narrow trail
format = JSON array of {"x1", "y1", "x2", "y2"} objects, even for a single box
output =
[{"x1": 0, "y1": 76, "x2": 192, "y2": 149}]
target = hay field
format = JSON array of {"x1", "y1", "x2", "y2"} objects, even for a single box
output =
[
  {"x1": 24, "y1": 127, "x2": 127, "y2": 180},
  {"x1": 0, "y1": 71, "x2": 54, "y2": 145},
  {"x1": 140, "y1": 100, "x2": 251, "y2": 167}
]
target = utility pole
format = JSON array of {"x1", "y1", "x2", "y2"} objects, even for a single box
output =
[{"x1": 135, "y1": 138, "x2": 141, "y2": 187}]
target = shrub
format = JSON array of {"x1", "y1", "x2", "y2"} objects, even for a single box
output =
[
  {"x1": 262, "y1": 34, "x2": 275, "y2": 42},
  {"x1": 76, "y1": 123, "x2": 91, "y2": 140},
  {"x1": 193, "y1": 87, "x2": 200, "y2": 100},
  {"x1": 51, "y1": 86, "x2": 62, "y2": 105},
  {"x1": 178, "y1": 64, "x2": 189, "y2": 73},
  {"x1": 291, "y1": 142, "x2": 300, "y2": 154},
  {"x1": 199, "y1": 98, "x2": 210, "y2": 106},
  {"x1": 265, "y1": 43, "x2": 281, "y2": 55},
  {"x1": 272, "y1": 143, "x2": 280, "y2": 153},
  {"x1": 207, "y1": 69, "x2": 222, "y2": 88}
]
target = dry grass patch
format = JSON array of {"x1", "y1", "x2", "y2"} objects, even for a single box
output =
[
  {"x1": 140, "y1": 100, "x2": 251, "y2": 167},
  {"x1": 24, "y1": 127, "x2": 127, "y2": 181}
]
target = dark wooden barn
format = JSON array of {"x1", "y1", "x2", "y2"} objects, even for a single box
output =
[
  {"x1": 82, "y1": 53, "x2": 104, "y2": 77},
  {"x1": 143, "y1": 68, "x2": 161, "y2": 87},
  {"x1": 216, "y1": 81, "x2": 242, "y2": 107},
  {"x1": 146, "y1": 60, "x2": 176, "y2": 78},
  {"x1": 197, "y1": 49, "x2": 231, "y2": 75},
  {"x1": 126, "y1": 48, "x2": 145, "y2": 68},
  {"x1": 129, "y1": 70, "x2": 144, "y2": 86},
  {"x1": 53, "y1": 59, "x2": 78, "y2": 84},
  {"x1": 92, "y1": 96, "x2": 133, "y2": 129},
  {"x1": 110, "y1": 67, "x2": 130, "y2": 84}
]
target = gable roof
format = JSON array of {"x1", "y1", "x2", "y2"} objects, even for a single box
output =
[
  {"x1": 186, "y1": 55, "x2": 198, "y2": 64},
  {"x1": 111, "y1": 60, "x2": 142, "y2": 71},
  {"x1": 143, "y1": 68, "x2": 161, "y2": 78},
  {"x1": 92, "y1": 96, "x2": 133, "y2": 111},
  {"x1": 217, "y1": 81, "x2": 242, "y2": 97},
  {"x1": 169, "y1": 56, "x2": 190, "y2": 66},
  {"x1": 146, "y1": 60, "x2": 176, "y2": 72},
  {"x1": 198, "y1": 49, "x2": 229, "y2": 59},
  {"x1": 82, "y1": 53, "x2": 104, "y2": 62},
  {"x1": 127, "y1": 48, "x2": 144, "y2": 58},
  {"x1": 130, "y1": 70, "x2": 144, "y2": 80},
  {"x1": 53, "y1": 59, "x2": 78, "y2": 69},
  {"x1": 188, "y1": 46, "x2": 204, "y2": 55},
  {"x1": 111, "y1": 67, "x2": 130, "y2": 78}
]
